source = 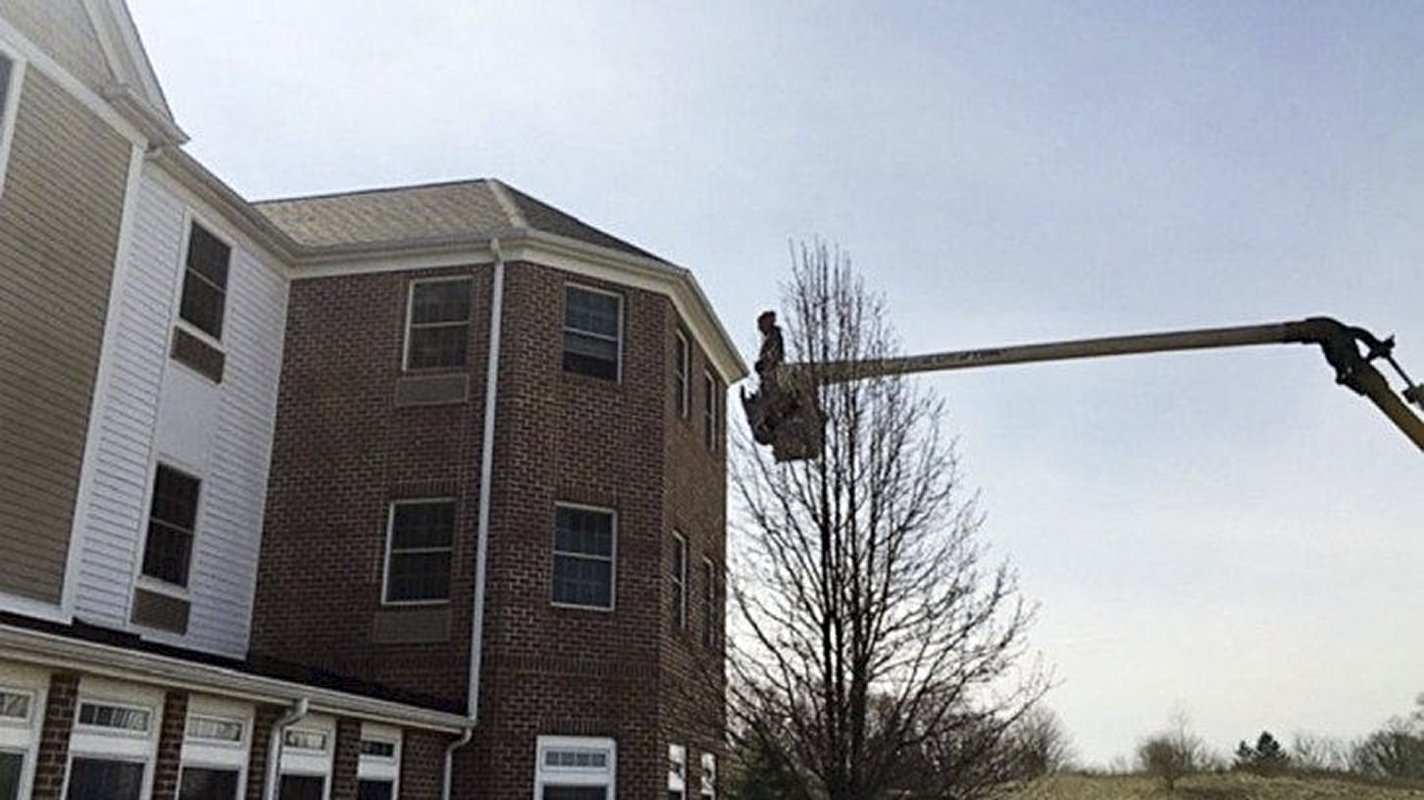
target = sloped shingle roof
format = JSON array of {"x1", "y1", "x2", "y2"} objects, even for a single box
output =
[{"x1": 253, "y1": 178, "x2": 663, "y2": 262}]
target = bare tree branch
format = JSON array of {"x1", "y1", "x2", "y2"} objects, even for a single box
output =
[{"x1": 728, "y1": 243, "x2": 1048, "y2": 800}]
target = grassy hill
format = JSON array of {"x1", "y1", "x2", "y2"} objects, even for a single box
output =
[{"x1": 1005, "y1": 772, "x2": 1424, "y2": 799}]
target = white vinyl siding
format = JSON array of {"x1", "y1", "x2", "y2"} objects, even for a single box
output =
[{"x1": 69, "y1": 171, "x2": 289, "y2": 657}]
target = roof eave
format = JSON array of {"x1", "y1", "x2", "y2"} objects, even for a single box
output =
[
  {"x1": 0, "y1": 622, "x2": 469, "y2": 733},
  {"x1": 288, "y1": 228, "x2": 748, "y2": 383}
]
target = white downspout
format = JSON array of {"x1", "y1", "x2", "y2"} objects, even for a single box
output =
[
  {"x1": 263, "y1": 697, "x2": 309, "y2": 800},
  {"x1": 442, "y1": 727, "x2": 474, "y2": 800},
  {"x1": 446, "y1": 237, "x2": 505, "y2": 799}
]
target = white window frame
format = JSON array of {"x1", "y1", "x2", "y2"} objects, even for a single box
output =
[
  {"x1": 278, "y1": 715, "x2": 335, "y2": 800},
  {"x1": 562, "y1": 283, "x2": 624, "y2": 382},
  {"x1": 135, "y1": 461, "x2": 203, "y2": 598},
  {"x1": 668, "y1": 743, "x2": 687, "y2": 800},
  {"x1": 700, "y1": 752, "x2": 716, "y2": 800},
  {"x1": 357, "y1": 723, "x2": 401, "y2": 800},
  {"x1": 179, "y1": 696, "x2": 252, "y2": 800},
  {"x1": 0, "y1": 44, "x2": 24, "y2": 198},
  {"x1": 0, "y1": 665, "x2": 47, "y2": 800},
  {"x1": 674, "y1": 330, "x2": 690, "y2": 418},
  {"x1": 671, "y1": 532, "x2": 687, "y2": 631},
  {"x1": 63, "y1": 679, "x2": 163, "y2": 800},
  {"x1": 170, "y1": 214, "x2": 234, "y2": 351},
  {"x1": 703, "y1": 371, "x2": 720, "y2": 452},
  {"x1": 381, "y1": 498, "x2": 457, "y2": 607},
  {"x1": 533, "y1": 736, "x2": 616, "y2": 800},
  {"x1": 551, "y1": 503, "x2": 617, "y2": 612},
  {"x1": 701, "y1": 557, "x2": 717, "y2": 648},
  {"x1": 402, "y1": 276, "x2": 474, "y2": 371}
]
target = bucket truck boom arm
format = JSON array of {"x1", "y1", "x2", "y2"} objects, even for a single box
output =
[{"x1": 743, "y1": 316, "x2": 1424, "y2": 461}]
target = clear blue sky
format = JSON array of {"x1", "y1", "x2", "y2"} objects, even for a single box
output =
[{"x1": 130, "y1": 0, "x2": 1424, "y2": 766}]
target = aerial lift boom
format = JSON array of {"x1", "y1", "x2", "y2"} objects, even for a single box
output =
[{"x1": 743, "y1": 316, "x2": 1424, "y2": 461}]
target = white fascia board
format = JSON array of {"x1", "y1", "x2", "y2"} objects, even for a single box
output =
[
  {"x1": 0, "y1": 623, "x2": 469, "y2": 734},
  {"x1": 142, "y1": 147, "x2": 748, "y2": 382},
  {"x1": 507, "y1": 231, "x2": 748, "y2": 384},
  {"x1": 291, "y1": 229, "x2": 749, "y2": 385},
  {"x1": 147, "y1": 148, "x2": 298, "y2": 271}
]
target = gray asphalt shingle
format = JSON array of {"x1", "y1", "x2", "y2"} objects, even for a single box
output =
[{"x1": 252, "y1": 178, "x2": 663, "y2": 262}]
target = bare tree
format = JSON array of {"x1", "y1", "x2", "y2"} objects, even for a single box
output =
[
  {"x1": 1137, "y1": 713, "x2": 1206, "y2": 791},
  {"x1": 728, "y1": 243, "x2": 1044, "y2": 800},
  {"x1": 1004, "y1": 706, "x2": 1075, "y2": 779}
]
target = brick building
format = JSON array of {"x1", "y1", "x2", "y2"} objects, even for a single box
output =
[{"x1": 0, "y1": 2, "x2": 743, "y2": 798}]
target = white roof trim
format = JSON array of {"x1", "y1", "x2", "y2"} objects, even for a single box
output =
[
  {"x1": 82, "y1": 0, "x2": 182, "y2": 136},
  {"x1": 146, "y1": 150, "x2": 748, "y2": 383},
  {"x1": 0, "y1": 623, "x2": 469, "y2": 734}
]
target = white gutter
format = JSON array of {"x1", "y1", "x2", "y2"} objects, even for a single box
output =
[
  {"x1": 263, "y1": 697, "x2": 309, "y2": 800},
  {"x1": 0, "y1": 624, "x2": 468, "y2": 733}
]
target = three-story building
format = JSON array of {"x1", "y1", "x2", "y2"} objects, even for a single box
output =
[{"x1": 0, "y1": 2, "x2": 741, "y2": 798}]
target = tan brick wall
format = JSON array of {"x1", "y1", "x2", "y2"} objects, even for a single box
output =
[{"x1": 0, "y1": 66, "x2": 130, "y2": 604}]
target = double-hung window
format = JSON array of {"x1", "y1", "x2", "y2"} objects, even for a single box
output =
[
  {"x1": 383, "y1": 500, "x2": 455, "y2": 604},
  {"x1": 701, "y1": 559, "x2": 717, "y2": 648},
  {"x1": 563, "y1": 285, "x2": 622, "y2": 380},
  {"x1": 0, "y1": 686, "x2": 38, "y2": 800},
  {"x1": 179, "y1": 223, "x2": 231, "y2": 341},
  {"x1": 142, "y1": 465, "x2": 201, "y2": 588},
  {"x1": 670, "y1": 533, "x2": 687, "y2": 631},
  {"x1": 535, "y1": 736, "x2": 616, "y2": 799},
  {"x1": 279, "y1": 718, "x2": 333, "y2": 800},
  {"x1": 552, "y1": 506, "x2": 615, "y2": 610},
  {"x1": 699, "y1": 753, "x2": 716, "y2": 800},
  {"x1": 667, "y1": 744, "x2": 686, "y2": 800},
  {"x1": 67, "y1": 697, "x2": 158, "y2": 800},
  {"x1": 356, "y1": 725, "x2": 400, "y2": 800},
  {"x1": 178, "y1": 706, "x2": 248, "y2": 800},
  {"x1": 703, "y1": 372, "x2": 720, "y2": 452},
  {"x1": 674, "y1": 331, "x2": 690, "y2": 418},
  {"x1": 404, "y1": 278, "x2": 472, "y2": 370}
]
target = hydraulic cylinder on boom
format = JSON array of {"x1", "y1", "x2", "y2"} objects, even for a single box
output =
[{"x1": 742, "y1": 316, "x2": 1424, "y2": 462}]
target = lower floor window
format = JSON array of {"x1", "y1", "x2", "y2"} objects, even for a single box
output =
[
  {"x1": 0, "y1": 752, "x2": 21, "y2": 800},
  {"x1": 179, "y1": 767, "x2": 239, "y2": 800},
  {"x1": 544, "y1": 788, "x2": 606, "y2": 800},
  {"x1": 66, "y1": 757, "x2": 146, "y2": 800},
  {"x1": 536, "y1": 736, "x2": 615, "y2": 800},
  {"x1": 357, "y1": 779, "x2": 393, "y2": 800},
  {"x1": 278, "y1": 775, "x2": 324, "y2": 800}
]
